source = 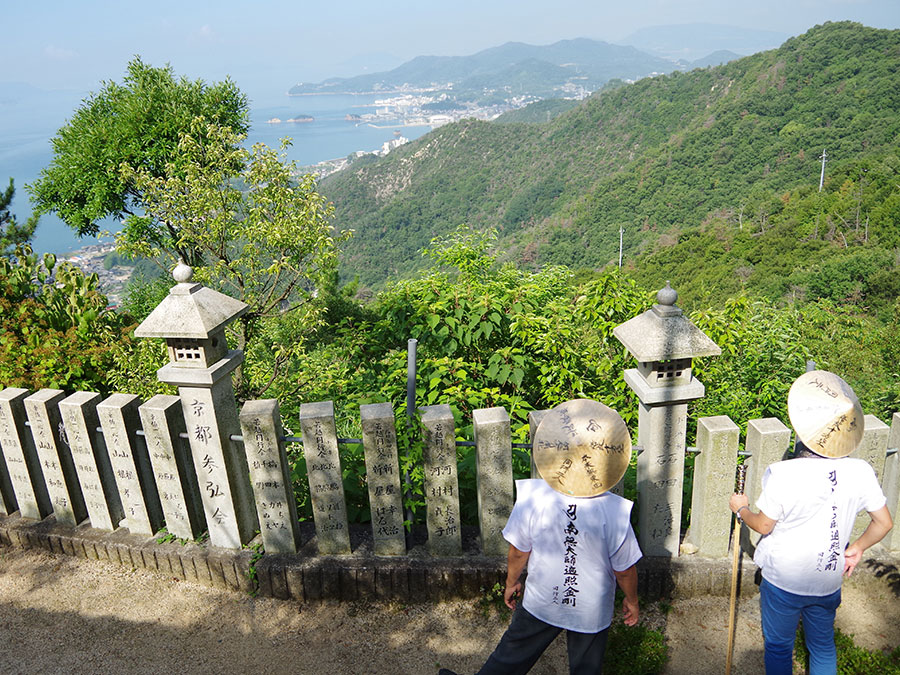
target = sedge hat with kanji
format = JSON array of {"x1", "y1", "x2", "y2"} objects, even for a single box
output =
[
  {"x1": 533, "y1": 398, "x2": 631, "y2": 497},
  {"x1": 787, "y1": 370, "x2": 864, "y2": 459}
]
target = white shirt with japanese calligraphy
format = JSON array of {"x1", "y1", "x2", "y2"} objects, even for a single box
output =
[
  {"x1": 753, "y1": 457, "x2": 886, "y2": 596},
  {"x1": 502, "y1": 479, "x2": 642, "y2": 633}
]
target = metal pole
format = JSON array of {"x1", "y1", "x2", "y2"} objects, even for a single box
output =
[
  {"x1": 618, "y1": 226, "x2": 623, "y2": 268},
  {"x1": 725, "y1": 464, "x2": 748, "y2": 675},
  {"x1": 404, "y1": 339, "x2": 418, "y2": 535},
  {"x1": 819, "y1": 149, "x2": 827, "y2": 192},
  {"x1": 407, "y1": 339, "x2": 418, "y2": 421}
]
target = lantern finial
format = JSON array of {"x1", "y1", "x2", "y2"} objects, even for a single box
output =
[
  {"x1": 657, "y1": 281, "x2": 677, "y2": 306},
  {"x1": 173, "y1": 259, "x2": 193, "y2": 284}
]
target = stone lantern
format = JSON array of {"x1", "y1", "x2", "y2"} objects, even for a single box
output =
[
  {"x1": 613, "y1": 282, "x2": 720, "y2": 556},
  {"x1": 135, "y1": 261, "x2": 258, "y2": 548}
]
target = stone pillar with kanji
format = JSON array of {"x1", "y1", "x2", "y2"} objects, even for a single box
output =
[
  {"x1": 613, "y1": 283, "x2": 721, "y2": 557},
  {"x1": 134, "y1": 262, "x2": 258, "y2": 549}
]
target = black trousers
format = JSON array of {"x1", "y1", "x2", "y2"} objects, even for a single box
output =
[{"x1": 476, "y1": 605, "x2": 610, "y2": 675}]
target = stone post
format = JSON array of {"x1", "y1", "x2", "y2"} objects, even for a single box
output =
[
  {"x1": 744, "y1": 418, "x2": 792, "y2": 508},
  {"x1": 299, "y1": 401, "x2": 350, "y2": 555},
  {"x1": 0, "y1": 388, "x2": 52, "y2": 520},
  {"x1": 851, "y1": 414, "x2": 889, "y2": 540},
  {"x1": 240, "y1": 399, "x2": 301, "y2": 554},
  {"x1": 23, "y1": 389, "x2": 87, "y2": 526},
  {"x1": 683, "y1": 415, "x2": 739, "y2": 558},
  {"x1": 473, "y1": 406, "x2": 514, "y2": 556},
  {"x1": 178, "y1": 382, "x2": 257, "y2": 548},
  {"x1": 98, "y1": 393, "x2": 164, "y2": 535},
  {"x1": 59, "y1": 392, "x2": 123, "y2": 531},
  {"x1": 743, "y1": 417, "x2": 792, "y2": 555},
  {"x1": 421, "y1": 404, "x2": 462, "y2": 555},
  {"x1": 0, "y1": 432, "x2": 14, "y2": 516},
  {"x1": 139, "y1": 395, "x2": 205, "y2": 540},
  {"x1": 360, "y1": 403, "x2": 405, "y2": 556},
  {"x1": 883, "y1": 413, "x2": 900, "y2": 552},
  {"x1": 613, "y1": 283, "x2": 721, "y2": 557}
]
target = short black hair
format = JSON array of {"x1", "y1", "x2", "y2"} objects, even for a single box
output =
[{"x1": 793, "y1": 440, "x2": 828, "y2": 459}]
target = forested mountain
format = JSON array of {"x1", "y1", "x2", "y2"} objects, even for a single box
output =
[
  {"x1": 289, "y1": 38, "x2": 674, "y2": 98},
  {"x1": 323, "y1": 21, "x2": 900, "y2": 310}
]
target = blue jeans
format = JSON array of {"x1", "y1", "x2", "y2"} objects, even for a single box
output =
[
  {"x1": 759, "y1": 578, "x2": 842, "y2": 675},
  {"x1": 476, "y1": 605, "x2": 609, "y2": 675}
]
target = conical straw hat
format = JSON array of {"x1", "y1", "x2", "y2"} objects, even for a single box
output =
[
  {"x1": 787, "y1": 370, "x2": 863, "y2": 458},
  {"x1": 534, "y1": 399, "x2": 631, "y2": 497}
]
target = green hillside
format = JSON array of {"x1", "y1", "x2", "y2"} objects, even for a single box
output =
[
  {"x1": 494, "y1": 98, "x2": 581, "y2": 124},
  {"x1": 322, "y1": 21, "x2": 900, "y2": 297}
]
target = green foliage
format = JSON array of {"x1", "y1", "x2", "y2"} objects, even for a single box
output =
[
  {"x1": 691, "y1": 296, "x2": 811, "y2": 429},
  {"x1": 29, "y1": 57, "x2": 248, "y2": 238},
  {"x1": 102, "y1": 251, "x2": 135, "y2": 270},
  {"x1": 1, "y1": 178, "x2": 38, "y2": 257},
  {"x1": 394, "y1": 408, "x2": 427, "y2": 527},
  {"x1": 493, "y1": 98, "x2": 580, "y2": 124},
  {"x1": 605, "y1": 622, "x2": 669, "y2": 674},
  {"x1": 629, "y1": 149, "x2": 900, "y2": 317},
  {"x1": 477, "y1": 582, "x2": 511, "y2": 621},
  {"x1": 0, "y1": 246, "x2": 133, "y2": 392},
  {"x1": 795, "y1": 626, "x2": 900, "y2": 674},
  {"x1": 270, "y1": 228, "x2": 653, "y2": 524},
  {"x1": 105, "y1": 336, "x2": 175, "y2": 401},
  {"x1": 105, "y1": 270, "x2": 177, "y2": 400},
  {"x1": 794, "y1": 300, "x2": 900, "y2": 420},
  {"x1": 244, "y1": 538, "x2": 265, "y2": 592}
]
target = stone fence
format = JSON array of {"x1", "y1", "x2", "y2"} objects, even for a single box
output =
[{"x1": 1, "y1": 385, "x2": 898, "y2": 601}]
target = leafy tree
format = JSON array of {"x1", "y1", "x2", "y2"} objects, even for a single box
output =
[
  {"x1": 0, "y1": 178, "x2": 38, "y2": 257},
  {"x1": 112, "y1": 121, "x2": 347, "y2": 397},
  {"x1": 28, "y1": 57, "x2": 248, "y2": 256}
]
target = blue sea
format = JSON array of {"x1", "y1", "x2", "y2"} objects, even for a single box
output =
[{"x1": 0, "y1": 86, "x2": 432, "y2": 257}]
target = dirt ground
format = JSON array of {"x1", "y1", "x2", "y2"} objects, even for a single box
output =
[{"x1": 0, "y1": 547, "x2": 897, "y2": 674}]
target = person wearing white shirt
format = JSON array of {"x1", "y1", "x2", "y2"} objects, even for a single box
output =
[
  {"x1": 730, "y1": 371, "x2": 893, "y2": 675},
  {"x1": 440, "y1": 399, "x2": 641, "y2": 675}
]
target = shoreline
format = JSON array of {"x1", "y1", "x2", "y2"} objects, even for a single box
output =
[{"x1": 287, "y1": 88, "x2": 439, "y2": 97}]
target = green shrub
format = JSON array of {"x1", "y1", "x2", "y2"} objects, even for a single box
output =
[{"x1": 0, "y1": 246, "x2": 134, "y2": 393}]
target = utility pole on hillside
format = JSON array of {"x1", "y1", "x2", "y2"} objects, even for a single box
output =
[
  {"x1": 818, "y1": 149, "x2": 828, "y2": 192},
  {"x1": 619, "y1": 225, "x2": 624, "y2": 268}
]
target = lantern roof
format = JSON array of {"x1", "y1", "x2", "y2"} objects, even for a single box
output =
[
  {"x1": 134, "y1": 261, "x2": 248, "y2": 340},
  {"x1": 613, "y1": 282, "x2": 721, "y2": 362}
]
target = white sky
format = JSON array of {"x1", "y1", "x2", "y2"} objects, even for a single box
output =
[{"x1": 3, "y1": 0, "x2": 899, "y2": 98}]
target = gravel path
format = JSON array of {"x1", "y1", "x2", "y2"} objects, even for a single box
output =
[{"x1": 0, "y1": 547, "x2": 897, "y2": 674}]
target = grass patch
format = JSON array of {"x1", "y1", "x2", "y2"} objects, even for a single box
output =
[{"x1": 796, "y1": 625, "x2": 900, "y2": 674}]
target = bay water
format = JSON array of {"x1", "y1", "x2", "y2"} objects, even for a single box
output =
[{"x1": 0, "y1": 86, "x2": 432, "y2": 257}]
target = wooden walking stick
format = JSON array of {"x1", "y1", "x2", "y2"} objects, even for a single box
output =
[{"x1": 725, "y1": 464, "x2": 747, "y2": 675}]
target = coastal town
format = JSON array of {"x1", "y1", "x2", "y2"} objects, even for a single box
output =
[{"x1": 63, "y1": 242, "x2": 132, "y2": 306}]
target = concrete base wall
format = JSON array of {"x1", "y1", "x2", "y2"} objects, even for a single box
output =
[{"x1": 2, "y1": 513, "x2": 896, "y2": 603}]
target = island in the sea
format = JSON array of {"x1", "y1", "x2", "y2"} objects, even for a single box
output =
[{"x1": 267, "y1": 114, "x2": 315, "y2": 124}]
